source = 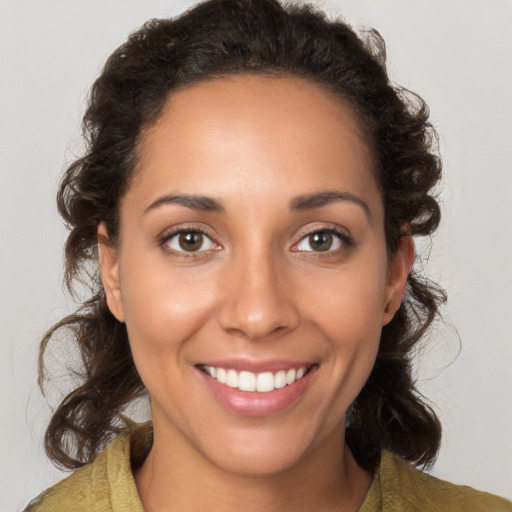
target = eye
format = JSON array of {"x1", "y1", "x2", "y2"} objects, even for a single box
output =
[
  {"x1": 163, "y1": 230, "x2": 217, "y2": 253},
  {"x1": 295, "y1": 229, "x2": 346, "y2": 253}
]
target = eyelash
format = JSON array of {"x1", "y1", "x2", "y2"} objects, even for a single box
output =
[
  {"x1": 292, "y1": 227, "x2": 353, "y2": 255},
  {"x1": 159, "y1": 225, "x2": 219, "y2": 257},
  {"x1": 158, "y1": 225, "x2": 353, "y2": 258}
]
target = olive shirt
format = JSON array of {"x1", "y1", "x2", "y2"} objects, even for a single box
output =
[{"x1": 25, "y1": 422, "x2": 511, "y2": 512}]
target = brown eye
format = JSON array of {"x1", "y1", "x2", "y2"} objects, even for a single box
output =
[
  {"x1": 295, "y1": 229, "x2": 345, "y2": 253},
  {"x1": 179, "y1": 232, "x2": 204, "y2": 251},
  {"x1": 164, "y1": 230, "x2": 217, "y2": 253},
  {"x1": 308, "y1": 232, "x2": 333, "y2": 252}
]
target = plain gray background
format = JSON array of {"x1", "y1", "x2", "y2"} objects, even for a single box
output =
[{"x1": 1, "y1": 0, "x2": 511, "y2": 509}]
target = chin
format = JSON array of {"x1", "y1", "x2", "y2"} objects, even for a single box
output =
[
  {"x1": 205, "y1": 438, "x2": 309, "y2": 477},
  {"x1": 192, "y1": 415, "x2": 343, "y2": 478}
]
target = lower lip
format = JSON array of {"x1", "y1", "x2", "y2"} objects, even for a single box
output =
[{"x1": 198, "y1": 367, "x2": 316, "y2": 417}]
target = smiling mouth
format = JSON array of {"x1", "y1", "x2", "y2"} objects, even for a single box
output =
[{"x1": 199, "y1": 364, "x2": 315, "y2": 393}]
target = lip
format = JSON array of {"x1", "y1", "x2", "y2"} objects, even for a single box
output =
[{"x1": 196, "y1": 361, "x2": 317, "y2": 417}]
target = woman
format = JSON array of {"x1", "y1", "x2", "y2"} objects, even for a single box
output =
[{"x1": 23, "y1": 0, "x2": 511, "y2": 510}]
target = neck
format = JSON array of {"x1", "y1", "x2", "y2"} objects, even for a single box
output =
[{"x1": 134, "y1": 420, "x2": 372, "y2": 512}]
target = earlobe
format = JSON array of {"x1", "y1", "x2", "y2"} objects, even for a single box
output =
[
  {"x1": 97, "y1": 222, "x2": 125, "y2": 323},
  {"x1": 382, "y1": 236, "x2": 414, "y2": 326}
]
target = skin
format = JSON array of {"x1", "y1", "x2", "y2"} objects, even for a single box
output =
[{"x1": 99, "y1": 75, "x2": 413, "y2": 511}]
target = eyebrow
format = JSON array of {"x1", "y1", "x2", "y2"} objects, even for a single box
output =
[
  {"x1": 143, "y1": 190, "x2": 370, "y2": 218},
  {"x1": 289, "y1": 190, "x2": 370, "y2": 218},
  {"x1": 144, "y1": 194, "x2": 225, "y2": 214}
]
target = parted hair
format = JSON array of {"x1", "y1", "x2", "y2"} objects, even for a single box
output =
[{"x1": 39, "y1": 0, "x2": 445, "y2": 471}]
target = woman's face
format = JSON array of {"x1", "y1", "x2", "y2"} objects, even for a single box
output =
[{"x1": 99, "y1": 75, "x2": 411, "y2": 475}]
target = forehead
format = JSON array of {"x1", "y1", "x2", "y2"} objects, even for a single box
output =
[{"x1": 128, "y1": 74, "x2": 380, "y2": 214}]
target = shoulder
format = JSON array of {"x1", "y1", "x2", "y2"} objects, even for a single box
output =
[
  {"x1": 23, "y1": 423, "x2": 150, "y2": 512},
  {"x1": 376, "y1": 450, "x2": 512, "y2": 512},
  {"x1": 24, "y1": 460, "x2": 104, "y2": 512}
]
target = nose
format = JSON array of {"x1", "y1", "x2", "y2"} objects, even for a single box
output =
[{"x1": 217, "y1": 251, "x2": 300, "y2": 341}]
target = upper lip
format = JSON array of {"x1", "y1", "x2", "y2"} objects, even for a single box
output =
[{"x1": 196, "y1": 358, "x2": 316, "y2": 373}]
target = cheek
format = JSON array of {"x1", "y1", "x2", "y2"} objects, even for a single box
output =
[
  {"x1": 303, "y1": 262, "x2": 388, "y2": 338},
  {"x1": 119, "y1": 258, "x2": 218, "y2": 364},
  {"x1": 299, "y1": 258, "x2": 388, "y2": 385}
]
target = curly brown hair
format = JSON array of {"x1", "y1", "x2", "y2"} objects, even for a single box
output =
[{"x1": 39, "y1": 0, "x2": 445, "y2": 471}]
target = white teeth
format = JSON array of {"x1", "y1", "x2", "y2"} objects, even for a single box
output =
[
  {"x1": 226, "y1": 369, "x2": 238, "y2": 388},
  {"x1": 203, "y1": 365, "x2": 310, "y2": 392},
  {"x1": 238, "y1": 371, "x2": 256, "y2": 391},
  {"x1": 275, "y1": 370, "x2": 286, "y2": 389},
  {"x1": 217, "y1": 367, "x2": 227, "y2": 384},
  {"x1": 257, "y1": 372, "x2": 275, "y2": 393}
]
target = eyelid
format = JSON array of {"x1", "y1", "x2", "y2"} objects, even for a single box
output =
[
  {"x1": 158, "y1": 224, "x2": 221, "y2": 254},
  {"x1": 291, "y1": 225, "x2": 353, "y2": 253},
  {"x1": 157, "y1": 223, "x2": 352, "y2": 257}
]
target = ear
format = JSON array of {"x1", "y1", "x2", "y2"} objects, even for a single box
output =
[
  {"x1": 382, "y1": 235, "x2": 414, "y2": 326},
  {"x1": 98, "y1": 222, "x2": 125, "y2": 322}
]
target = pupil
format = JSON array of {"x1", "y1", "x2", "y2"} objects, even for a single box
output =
[
  {"x1": 179, "y1": 232, "x2": 203, "y2": 251},
  {"x1": 310, "y1": 232, "x2": 332, "y2": 252}
]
